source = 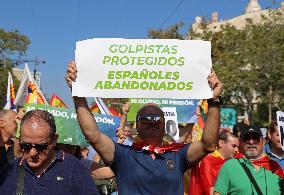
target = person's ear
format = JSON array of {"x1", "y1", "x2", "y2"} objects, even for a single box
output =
[
  {"x1": 0, "y1": 119, "x2": 6, "y2": 129},
  {"x1": 52, "y1": 133, "x2": 59, "y2": 145},
  {"x1": 219, "y1": 140, "x2": 225, "y2": 147},
  {"x1": 268, "y1": 131, "x2": 272, "y2": 139}
]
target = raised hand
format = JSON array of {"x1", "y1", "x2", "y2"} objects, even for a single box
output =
[
  {"x1": 121, "y1": 102, "x2": 131, "y2": 115},
  {"x1": 65, "y1": 61, "x2": 77, "y2": 89},
  {"x1": 207, "y1": 69, "x2": 223, "y2": 99},
  {"x1": 116, "y1": 127, "x2": 128, "y2": 144}
]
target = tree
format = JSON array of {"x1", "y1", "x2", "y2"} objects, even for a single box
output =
[
  {"x1": 189, "y1": 10, "x2": 284, "y2": 125},
  {"x1": 146, "y1": 11, "x2": 283, "y2": 125},
  {"x1": 0, "y1": 28, "x2": 31, "y2": 109},
  {"x1": 248, "y1": 12, "x2": 284, "y2": 123},
  {"x1": 147, "y1": 22, "x2": 185, "y2": 39}
]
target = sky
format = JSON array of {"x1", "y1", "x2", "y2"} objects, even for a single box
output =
[{"x1": 0, "y1": 0, "x2": 280, "y2": 107}]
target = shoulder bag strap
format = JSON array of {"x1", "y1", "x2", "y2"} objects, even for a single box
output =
[
  {"x1": 238, "y1": 159, "x2": 263, "y2": 195},
  {"x1": 16, "y1": 164, "x2": 25, "y2": 195}
]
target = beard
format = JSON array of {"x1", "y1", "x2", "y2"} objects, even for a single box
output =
[
  {"x1": 245, "y1": 150, "x2": 260, "y2": 159},
  {"x1": 243, "y1": 143, "x2": 262, "y2": 159}
]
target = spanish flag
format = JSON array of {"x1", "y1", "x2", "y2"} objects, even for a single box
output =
[
  {"x1": 49, "y1": 94, "x2": 67, "y2": 108},
  {"x1": 235, "y1": 153, "x2": 284, "y2": 178},
  {"x1": 189, "y1": 150, "x2": 225, "y2": 195},
  {"x1": 89, "y1": 101, "x2": 121, "y2": 116}
]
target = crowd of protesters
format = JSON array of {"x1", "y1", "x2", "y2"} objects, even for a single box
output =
[{"x1": 0, "y1": 62, "x2": 283, "y2": 195}]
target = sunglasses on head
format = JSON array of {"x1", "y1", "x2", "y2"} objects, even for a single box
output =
[
  {"x1": 137, "y1": 115, "x2": 165, "y2": 123},
  {"x1": 19, "y1": 143, "x2": 49, "y2": 152}
]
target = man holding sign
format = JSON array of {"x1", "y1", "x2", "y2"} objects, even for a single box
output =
[{"x1": 66, "y1": 53, "x2": 223, "y2": 195}]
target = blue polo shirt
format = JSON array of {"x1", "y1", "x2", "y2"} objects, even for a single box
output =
[
  {"x1": 264, "y1": 143, "x2": 284, "y2": 169},
  {"x1": 110, "y1": 143, "x2": 190, "y2": 195},
  {"x1": 0, "y1": 150, "x2": 99, "y2": 195}
]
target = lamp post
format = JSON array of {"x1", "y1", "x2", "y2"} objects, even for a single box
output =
[
  {"x1": 12, "y1": 58, "x2": 46, "y2": 80},
  {"x1": 32, "y1": 58, "x2": 46, "y2": 80}
]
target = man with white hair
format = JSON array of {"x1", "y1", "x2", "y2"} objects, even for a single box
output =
[{"x1": 214, "y1": 125, "x2": 284, "y2": 195}]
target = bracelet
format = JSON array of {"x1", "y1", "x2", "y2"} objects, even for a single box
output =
[{"x1": 207, "y1": 97, "x2": 223, "y2": 106}]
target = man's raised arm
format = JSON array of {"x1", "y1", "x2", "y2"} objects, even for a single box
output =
[
  {"x1": 66, "y1": 61, "x2": 115, "y2": 164},
  {"x1": 186, "y1": 70, "x2": 223, "y2": 166}
]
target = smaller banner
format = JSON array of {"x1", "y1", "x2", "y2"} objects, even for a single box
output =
[
  {"x1": 24, "y1": 104, "x2": 120, "y2": 146},
  {"x1": 162, "y1": 107, "x2": 179, "y2": 141},
  {"x1": 220, "y1": 107, "x2": 237, "y2": 133},
  {"x1": 128, "y1": 98, "x2": 197, "y2": 123},
  {"x1": 276, "y1": 111, "x2": 284, "y2": 150}
]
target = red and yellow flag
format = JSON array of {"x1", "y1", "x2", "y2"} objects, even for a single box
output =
[
  {"x1": 25, "y1": 82, "x2": 45, "y2": 105},
  {"x1": 49, "y1": 94, "x2": 67, "y2": 108},
  {"x1": 189, "y1": 150, "x2": 225, "y2": 195},
  {"x1": 89, "y1": 102, "x2": 121, "y2": 116},
  {"x1": 10, "y1": 81, "x2": 16, "y2": 104},
  {"x1": 90, "y1": 102, "x2": 99, "y2": 113},
  {"x1": 4, "y1": 72, "x2": 16, "y2": 110}
]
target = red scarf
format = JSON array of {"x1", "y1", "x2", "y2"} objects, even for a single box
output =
[
  {"x1": 131, "y1": 142, "x2": 185, "y2": 154},
  {"x1": 234, "y1": 153, "x2": 284, "y2": 178}
]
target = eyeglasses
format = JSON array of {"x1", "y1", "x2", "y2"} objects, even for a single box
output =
[
  {"x1": 137, "y1": 115, "x2": 165, "y2": 124},
  {"x1": 19, "y1": 143, "x2": 49, "y2": 152}
]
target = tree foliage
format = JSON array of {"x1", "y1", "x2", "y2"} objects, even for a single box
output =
[
  {"x1": 189, "y1": 10, "x2": 284, "y2": 125},
  {"x1": 147, "y1": 10, "x2": 283, "y2": 125},
  {"x1": 0, "y1": 28, "x2": 31, "y2": 109},
  {"x1": 148, "y1": 22, "x2": 185, "y2": 39}
]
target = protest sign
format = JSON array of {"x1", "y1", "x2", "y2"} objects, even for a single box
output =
[
  {"x1": 162, "y1": 107, "x2": 179, "y2": 141},
  {"x1": 276, "y1": 111, "x2": 284, "y2": 150},
  {"x1": 73, "y1": 38, "x2": 212, "y2": 99},
  {"x1": 127, "y1": 98, "x2": 197, "y2": 123},
  {"x1": 260, "y1": 128, "x2": 267, "y2": 139},
  {"x1": 220, "y1": 107, "x2": 237, "y2": 133},
  {"x1": 24, "y1": 104, "x2": 120, "y2": 146}
]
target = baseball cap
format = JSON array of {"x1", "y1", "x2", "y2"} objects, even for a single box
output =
[{"x1": 240, "y1": 125, "x2": 262, "y2": 138}]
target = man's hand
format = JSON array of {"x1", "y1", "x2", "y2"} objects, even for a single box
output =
[
  {"x1": 207, "y1": 70, "x2": 223, "y2": 99},
  {"x1": 65, "y1": 61, "x2": 77, "y2": 89}
]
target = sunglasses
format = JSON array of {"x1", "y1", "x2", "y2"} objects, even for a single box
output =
[
  {"x1": 137, "y1": 115, "x2": 165, "y2": 123},
  {"x1": 19, "y1": 143, "x2": 49, "y2": 152},
  {"x1": 242, "y1": 134, "x2": 261, "y2": 143}
]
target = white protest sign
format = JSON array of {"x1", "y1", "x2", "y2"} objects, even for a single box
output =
[
  {"x1": 73, "y1": 38, "x2": 212, "y2": 99},
  {"x1": 260, "y1": 128, "x2": 267, "y2": 139},
  {"x1": 162, "y1": 107, "x2": 179, "y2": 141},
  {"x1": 276, "y1": 111, "x2": 284, "y2": 150}
]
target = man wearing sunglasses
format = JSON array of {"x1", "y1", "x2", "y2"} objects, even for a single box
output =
[
  {"x1": 0, "y1": 109, "x2": 99, "y2": 195},
  {"x1": 214, "y1": 125, "x2": 284, "y2": 195},
  {"x1": 66, "y1": 61, "x2": 223, "y2": 195}
]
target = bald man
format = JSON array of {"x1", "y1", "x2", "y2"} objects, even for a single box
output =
[{"x1": 0, "y1": 110, "x2": 17, "y2": 167}]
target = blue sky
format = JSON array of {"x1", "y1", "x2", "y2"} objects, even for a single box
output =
[{"x1": 0, "y1": 0, "x2": 280, "y2": 107}]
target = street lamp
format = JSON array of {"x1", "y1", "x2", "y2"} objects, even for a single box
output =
[
  {"x1": 32, "y1": 58, "x2": 46, "y2": 80},
  {"x1": 12, "y1": 58, "x2": 46, "y2": 80}
]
